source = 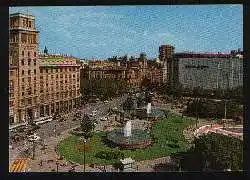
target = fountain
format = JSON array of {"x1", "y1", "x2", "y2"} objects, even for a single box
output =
[
  {"x1": 146, "y1": 103, "x2": 152, "y2": 114},
  {"x1": 123, "y1": 121, "x2": 132, "y2": 137},
  {"x1": 107, "y1": 120, "x2": 152, "y2": 149}
]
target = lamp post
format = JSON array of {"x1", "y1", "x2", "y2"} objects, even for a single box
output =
[
  {"x1": 56, "y1": 161, "x2": 59, "y2": 173},
  {"x1": 83, "y1": 139, "x2": 87, "y2": 172},
  {"x1": 79, "y1": 137, "x2": 87, "y2": 172},
  {"x1": 32, "y1": 141, "x2": 35, "y2": 160}
]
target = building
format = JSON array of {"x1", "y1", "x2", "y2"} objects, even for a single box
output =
[
  {"x1": 169, "y1": 52, "x2": 243, "y2": 90},
  {"x1": 9, "y1": 57, "x2": 19, "y2": 124},
  {"x1": 159, "y1": 45, "x2": 175, "y2": 61},
  {"x1": 9, "y1": 13, "x2": 40, "y2": 124},
  {"x1": 9, "y1": 13, "x2": 81, "y2": 125},
  {"x1": 80, "y1": 52, "x2": 166, "y2": 90},
  {"x1": 39, "y1": 54, "x2": 81, "y2": 117}
]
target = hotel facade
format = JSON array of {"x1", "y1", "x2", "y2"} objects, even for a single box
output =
[{"x1": 9, "y1": 13, "x2": 81, "y2": 125}]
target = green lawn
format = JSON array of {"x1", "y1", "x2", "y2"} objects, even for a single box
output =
[{"x1": 58, "y1": 113, "x2": 195, "y2": 165}]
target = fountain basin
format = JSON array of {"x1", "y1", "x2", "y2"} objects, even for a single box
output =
[{"x1": 107, "y1": 129, "x2": 152, "y2": 149}]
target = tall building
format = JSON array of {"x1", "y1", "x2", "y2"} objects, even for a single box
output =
[
  {"x1": 9, "y1": 13, "x2": 40, "y2": 123},
  {"x1": 9, "y1": 13, "x2": 81, "y2": 125},
  {"x1": 159, "y1": 45, "x2": 175, "y2": 61}
]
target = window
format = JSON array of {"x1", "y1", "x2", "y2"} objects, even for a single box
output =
[
  {"x1": 73, "y1": 74, "x2": 75, "y2": 78},
  {"x1": 34, "y1": 59, "x2": 36, "y2": 66},
  {"x1": 22, "y1": 78, "x2": 24, "y2": 82},
  {"x1": 34, "y1": 69, "x2": 36, "y2": 74},
  {"x1": 10, "y1": 71, "x2": 13, "y2": 76},
  {"x1": 28, "y1": 77, "x2": 31, "y2": 82},
  {"x1": 56, "y1": 74, "x2": 58, "y2": 78},
  {"x1": 28, "y1": 70, "x2": 31, "y2": 75},
  {"x1": 22, "y1": 70, "x2": 24, "y2": 75},
  {"x1": 46, "y1": 69, "x2": 48, "y2": 73},
  {"x1": 56, "y1": 69, "x2": 58, "y2": 73},
  {"x1": 34, "y1": 77, "x2": 36, "y2": 81},
  {"x1": 40, "y1": 69, "x2": 43, "y2": 73},
  {"x1": 34, "y1": 52, "x2": 36, "y2": 57},
  {"x1": 28, "y1": 51, "x2": 30, "y2": 57},
  {"x1": 22, "y1": 51, "x2": 24, "y2": 56},
  {"x1": 51, "y1": 75, "x2": 53, "y2": 79},
  {"x1": 28, "y1": 59, "x2": 31, "y2": 65},
  {"x1": 9, "y1": 101, "x2": 14, "y2": 107},
  {"x1": 21, "y1": 59, "x2": 24, "y2": 66},
  {"x1": 22, "y1": 92, "x2": 24, "y2": 96}
]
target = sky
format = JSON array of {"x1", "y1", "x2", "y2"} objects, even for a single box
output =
[{"x1": 10, "y1": 5, "x2": 243, "y2": 59}]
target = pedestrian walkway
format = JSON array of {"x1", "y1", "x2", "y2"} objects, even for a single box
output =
[{"x1": 9, "y1": 158, "x2": 29, "y2": 172}]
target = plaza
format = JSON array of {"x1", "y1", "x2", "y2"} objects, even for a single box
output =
[{"x1": 8, "y1": 7, "x2": 243, "y2": 172}]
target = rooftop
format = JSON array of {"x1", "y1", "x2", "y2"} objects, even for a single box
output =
[
  {"x1": 174, "y1": 52, "x2": 232, "y2": 58},
  {"x1": 39, "y1": 54, "x2": 80, "y2": 67},
  {"x1": 10, "y1": 13, "x2": 35, "y2": 20}
]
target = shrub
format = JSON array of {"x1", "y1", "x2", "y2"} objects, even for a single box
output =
[{"x1": 95, "y1": 150, "x2": 125, "y2": 160}]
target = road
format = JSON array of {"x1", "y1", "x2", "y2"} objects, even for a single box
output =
[{"x1": 9, "y1": 94, "x2": 128, "y2": 166}]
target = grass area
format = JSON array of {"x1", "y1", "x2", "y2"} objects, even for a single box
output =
[{"x1": 58, "y1": 113, "x2": 195, "y2": 165}]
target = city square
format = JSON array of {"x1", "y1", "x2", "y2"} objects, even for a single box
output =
[{"x1": 9, "y1": 5, "x2": 243, "y2": 172}]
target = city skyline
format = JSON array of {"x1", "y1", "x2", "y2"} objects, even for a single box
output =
[{"x1": 10, "y1": 5, "x2": 243, "y2": 59}]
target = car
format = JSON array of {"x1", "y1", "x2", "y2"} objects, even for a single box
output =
[{"x1": 100, "y1": 117, "x2": 108, "y2": 121}]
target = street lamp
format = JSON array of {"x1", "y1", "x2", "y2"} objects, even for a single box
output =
[
  {"x1": 79, "y1": 137, "x2": 87, "y2": 172},
  {"x1": 83, "y1": 139, "x2": 87, "y2": 172},
  {"x1": 56, "y1": 161, "x2": 59, "y2": 173},
  {"x1": 32, "y1": 141, "x2": 35, "y2": 160}
]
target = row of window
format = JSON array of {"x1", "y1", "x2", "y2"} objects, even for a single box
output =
[
  {"x1": 21, "y1": 69, "x2": 37, "y2": 75},
  {"x1": 20, "y1": 97, "x2": 38, "y2": 106},
  {"x1": 40, "y1": 67, "x2": 79, "y2": 73},
  {"x1": 40, "y1": 91, "x2": 80, "y2": 100},
  {"x1": 21, "y1": 76, "x2": 37, "y2": 83},
  {"x1": 22, "y1": 51, "x2": 36, "y2": 57},
  {"x1": 21, "y1": 90, "x2": 37, "y2": 96},
  {"x1": 40, "y1": 74, "x2": 79, "y2": 79},
  {"x1": 40, "y1": 86, "x2": 79, "y2": 92},
  {"x1": 21, "y1": 58, "x2": 36, "y2": 66}
]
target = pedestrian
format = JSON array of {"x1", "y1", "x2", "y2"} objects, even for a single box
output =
[{"x1": 40, "y1": 159, "x2": 43, "y2": 167}]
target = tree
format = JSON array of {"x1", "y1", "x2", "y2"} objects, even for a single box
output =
[
  {"x1": 141, "y1": 77, "x2": 151, "y2": 91},
  {"x1": 80, "y1": 115, "x2": 95, "y2": 139},
  {"x1": 123, "y1": 96, "x2": 135, "y2": 118},
  {"x1": 176, "y1": 133, "x2": 243, "y2": 171}
]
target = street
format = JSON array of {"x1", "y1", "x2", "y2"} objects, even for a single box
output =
[{"x1": 9, "y1": 94, "x2": 128, "y2": 168}]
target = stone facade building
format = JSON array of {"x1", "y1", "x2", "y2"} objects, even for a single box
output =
[
  {"x1": 81, "y1": 54, "x2": 167, "y2": 89},
  {"x1": 39, "y1": 54, "x2": 81, "y2": 117},
  {"x1": 9, "y1": 13, "x2": 81, "y2": 125}
]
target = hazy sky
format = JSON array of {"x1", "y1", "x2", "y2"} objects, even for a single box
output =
[{"x1": 10, "y1": 5, "x2": 243, "y2": 59}]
